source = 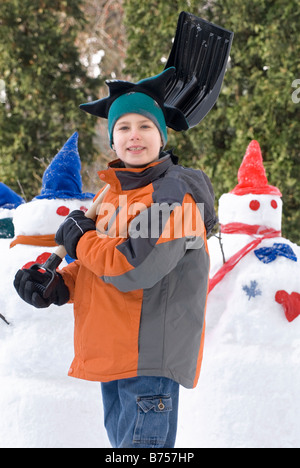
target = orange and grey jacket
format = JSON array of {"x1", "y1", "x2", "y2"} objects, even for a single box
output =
[{"x1": 60, "y1": 151, "x2": 217, "y2": 388}]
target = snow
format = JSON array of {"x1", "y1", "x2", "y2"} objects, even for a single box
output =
[
  {"x1": 2, "y1": 220, "x2": 299, "y2": 448},
  {"x1": 176, "y1": 234, "x2": 300, "y2": 448},
  {"x1": 1, "y1": 140, "x2": 300, "y2": 447},
  {"x1": 13, "y1": 198, "x2": 92, "y2": 236},
  {"x1": 0, "y1": 198, "x2": 110, "y2": 449},
  {"x1": 219, "y1": 192, "x2": 282, "y2": 231},
  {"x1": 174, "y1": 182, "x2": 300, "y2": 448},
  {"x1": 0, "y1": 238, "x2": 110, "y2": 449},
  {"x1": 80, "y1": 47, "x2": 105, "y2": 79}
]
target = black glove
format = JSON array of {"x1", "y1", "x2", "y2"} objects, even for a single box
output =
[
  {"x1": 14, "y1": 268, "x2": 70, "y2": 309},
  {"x1": 55, "y1": 210, "x2": 96, "y2": 259}
]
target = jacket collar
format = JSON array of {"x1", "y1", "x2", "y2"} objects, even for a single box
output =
[{"x1": 98, "y1": 150, "x2": 178, "y2": 192}]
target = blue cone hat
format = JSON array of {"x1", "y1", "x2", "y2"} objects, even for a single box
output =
[
  {"x1": 35, "y1": 132, "x2": 94, "y2": 200},
  {"x1": 0, "y1": 183, "x2": 24, "y2": 209}
]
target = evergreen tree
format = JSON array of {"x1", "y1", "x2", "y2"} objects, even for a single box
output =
[
  {"x1": 123, "y1": 0, "x2": 300, "y2": 243},
  {"x1": 0, "y1": 0, "x2": 102, "y2": 200}
]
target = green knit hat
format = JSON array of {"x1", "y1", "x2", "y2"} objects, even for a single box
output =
[
  {"x1": 108, "y1": 92, "x2": 168, "y2": 148},
  {"x1": 79, "y1": 68, "x2": 189, "y2": 148}
]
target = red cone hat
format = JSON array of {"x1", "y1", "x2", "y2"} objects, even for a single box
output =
[{"x1": 231, "y1": 140, "x2": 282, "y2": 196}]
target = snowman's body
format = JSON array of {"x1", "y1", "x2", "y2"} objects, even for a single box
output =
[
  {"x1": 0, "y1": 133, "x2": 109, "y2": 448},
  {"x1": 177, "y1": 141, "x2": 300, "y2": 448}
]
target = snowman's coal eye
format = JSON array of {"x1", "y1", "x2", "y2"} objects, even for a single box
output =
[
  {"x1": 249, "y1": 200, "x2": 260, "y2": 211},
  {"x1": 56, "y1": 206, "x2": 70, "y2": 216},
  {"x1": 271, "y1": 200, "x2": 278, "y2": 209}
]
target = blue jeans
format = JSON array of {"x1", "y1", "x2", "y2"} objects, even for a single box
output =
[{"x1": 101, "y1": 376, "x2": 180, "y2": 448}]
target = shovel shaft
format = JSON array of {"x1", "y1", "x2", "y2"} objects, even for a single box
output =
[
  {"x1": 45, "y1": 184, "x2": 110, "y2": 268},
  {"x1": 84, "y1": 184, "x2": 110, "y2": 220}
]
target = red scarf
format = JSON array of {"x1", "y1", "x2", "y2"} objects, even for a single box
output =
[{"x1": 208, "y1": 223, "x2": 281, "y2": 293}]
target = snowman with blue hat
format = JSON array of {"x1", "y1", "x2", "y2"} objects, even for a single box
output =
[
  {"x1": 11, "y1": 132, "x2": 94, "y2": 257},
  {"x1": 0, "y1": 133, "x2": 108, "y2": 448},
  {"x1": 0, "y1": 183, "x2": 24, "y2": 239}
]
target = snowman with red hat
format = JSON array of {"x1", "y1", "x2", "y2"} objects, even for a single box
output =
[
  {"x1": 0, "y1": 133, "x2": 109, "y2": 448},
  {"x1": 177, "y1": 140, "x2": 300, "y2": 448},
  {"x1": 208, "y1": 140, "x2": 300, "y2": 324}
]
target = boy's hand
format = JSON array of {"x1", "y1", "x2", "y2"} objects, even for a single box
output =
[
  {"x1": 55, "y1": 210, "x2": 96, "y2": 259},
  {"x1": 14, "y1": 268, "x2": 69, "y2": 308}
]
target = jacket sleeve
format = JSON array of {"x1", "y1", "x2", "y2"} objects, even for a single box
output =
[
  {"x1": 76, "y1": 193, "x2": 206, "y2": 292},
  {"x1": 59, "y1": 260, "x2": 80, "y2": 303}
]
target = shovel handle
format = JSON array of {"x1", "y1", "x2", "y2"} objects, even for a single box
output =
[
  {"x1": 84, "y1": 183, "x2": 110, "y2": 220},
  {"x1": 43, "y1": 184, "x2": 110, "y2": 268}
]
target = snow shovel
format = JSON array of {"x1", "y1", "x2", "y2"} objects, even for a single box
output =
[
  {"x1": 164, "y1": 11, "x2": 234, "y2": 128},
  {"x1": 27, "y1": 183, "x2": 110, "y2": 299}
]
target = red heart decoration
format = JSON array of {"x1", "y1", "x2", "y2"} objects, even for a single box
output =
[
  {"x1": 22, "y1": 252, "x2": 52, "y2": 270},
  {"x1": 275, "y1": 290, "x2": 300, "y2": 323}
]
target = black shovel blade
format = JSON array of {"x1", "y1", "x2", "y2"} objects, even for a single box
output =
[{"x1": 165, "y1": 11, "x2": 234, "y2": 128}]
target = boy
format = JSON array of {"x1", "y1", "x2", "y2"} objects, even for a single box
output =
[{"x1": 14, "y1": 68, "x2": 217, "y2": 448}]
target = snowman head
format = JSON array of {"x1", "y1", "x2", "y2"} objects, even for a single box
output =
[
  {"x1": 219, "y1": 193, "x2": 282, "y2": 231},
  {"x1": 219, "y1": 141, "x2": 282, "y2": 232},
  {"x1": 13, "y1": 198, "x2": 92, "y2": 236},
  {"x1": 12, "y1": 132, "x2": 94, "y2": 238}
]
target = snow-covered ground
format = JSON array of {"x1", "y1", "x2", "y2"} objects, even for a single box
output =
[
  {"x1": 1, "y1": 233, "x2": 299, "y2": 448},
  {"x1": 1, "y1": 139, "x2": 299, "y2": 448},
  {"x1": 0, "y1": 239, "x2": 110, "y2": 448}
]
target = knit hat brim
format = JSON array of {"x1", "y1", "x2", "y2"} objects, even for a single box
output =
[
  {"x1": 0, "y1": 182, "x2": 25, "y2": 209},
  {"x1": 35, "y1": 132, "x2": 94, "y2": 200}
]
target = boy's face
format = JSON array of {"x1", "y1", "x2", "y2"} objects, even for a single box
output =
[{"x1": 112, "y1": 113, "x2": 163, "y2": 168}]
